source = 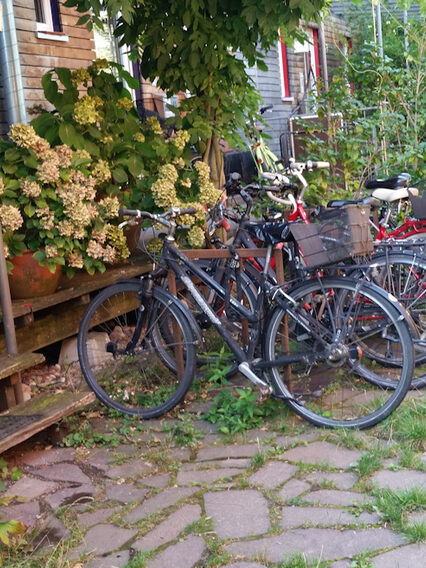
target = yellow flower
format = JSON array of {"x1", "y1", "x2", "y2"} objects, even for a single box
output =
[
  {"x1": 88, "y1": 58, "x2": 109, "y2": 76},
  {"x1": 8, "y1": 124, "x2": 38, "y2": 148},
  {"x1": 145, "y1": 116, "x2": 163, "y2": 135},
  {"x1": 134, "y1": 132, "x2": 145, "y2": 143},
  {"x1": 21, "y1": 180, "x2": 41, "y2": 198},
  {"x1": 91, "y1": 160, "x2": 111, "y2": 183},
  {"x1": 71, "y1": 68, "x2": 91, "y2": 88},
  {"x1": 73, "y1": 96, "x2": 102, "y2": 126},
  {"x1": 0, "y1": 177, "x2": 4, "y2": 195},
  {"x1": 117, "y1": 97, "x2": 134, "y2": 111},
  {"x1": 67, "y1": 251, "x2": 84, "y2": 269},
  {"x1": 187, "y1": 225, "x2": 205, "y2": 248}
]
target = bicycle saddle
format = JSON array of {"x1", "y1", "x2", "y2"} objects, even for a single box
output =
[
  {"x1": 365, "y1": 173, "x2": 411, "y2": 190},
  {"x1": 246, "y1": 221, "x2": 292, "y2": 245},
  {"x1": 327, "y1": 196, "x2": 380, "y2": 208}
]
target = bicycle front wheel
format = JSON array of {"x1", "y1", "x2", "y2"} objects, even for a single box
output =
[
  {"x1": 263, "y1": 277, "x2": 414, "y2": 429},
  {"x1": 78, "y1": 281, "x2": 197, "y2": 418}
]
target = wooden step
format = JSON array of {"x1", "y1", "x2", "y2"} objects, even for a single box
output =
[
  {"x1": 0, "y1": 389, "x2": 96, "y2": 454},
  {"x1": 0, "y1": 352, "x2": 45, "y2": 381}
]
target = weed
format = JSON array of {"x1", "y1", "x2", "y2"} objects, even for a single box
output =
[
  {"x1": 350, "y1": 552, "x2": 374, "y2": 568},
  {"x1": 163, "y1": 414, "x2": 204, "y2": 448},
  {"x1": 329, "y1": 429, "x2": 367, "y2": 450},
  {"x1": 250, "y1": 451, "x2": 266, "y2": 469},
  {"x1": 355, "y1": 451, "x2": 382, "y2": 478},
  {"x1": 203, "y1": 387, "x2": 279, "y2": 434},
  {"x1": 277, "y1": 552, "x2": 328, "y2": 567},
  {"x1": 60, "y1": 420, "x2": 123, "y2": 448},
  {"x1": 124, "y1": 551, "x2": 153, "y2": 567},
  {"x1": 378, "y1": 398, "x2": 426, "y2": 450},
  {"x1": 204, "y1": 535, "x2": 233, "y2": 567},
  {"x1": 0, "y1": 458, "x2": 22, "y2": 487},
  {"x1": 399, "y1": 448, "x2": 424, "y2": 471},
  {"x1": 373, "y1": 486, "x2": 426, "y2": 541},
  {"x1": 185, "y1": 516, "x2": 214, "y2": 535}
]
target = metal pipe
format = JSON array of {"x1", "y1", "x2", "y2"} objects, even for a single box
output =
[
  {"x1": 318, "y1": 17, "x2": 329, "y2": 90},
  {"x1": 376, "y1": 1, "x2": 384, "y2": 59},
  {"x1": 0, "y1": 0, "x2": 27, "y2": 126},
  {"x1": 0, "y1": 224, "x2": 17, "y2": 354}
]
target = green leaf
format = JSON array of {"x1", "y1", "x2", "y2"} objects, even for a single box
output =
[
  {"x1": 0, "y1": 520, "x2": 26, "y2": 545},
  {"x1": 54, "y1": 67, "x2": 73, "y2": 90},
  {"x1": 24, "y1": 204, "x2": 36, "y2": 218},
  {"x1": 112, "y1": 168, "x2": 128, "y2": 184},
  {"x1": 23, "y1": 155, "x2": 39, "y2": 169},
  {"x1": 76, "y1": 14, "x2": 91, "y2": 26},
  {"x1": 127, "y1": 155, "x2": 145, "y2": 178},
  {"x1": 58, "y1": 122, "x2": 79, "y2": 148},
  {"x1": 4, "y1": 148, "x2": 22, "y2": 162},
  {"x1": 41, "y1": 73, "x2": 58, "y2": 104},
  {"x1": 32, "y1": 250, "x2": 46, "y2": 261}
]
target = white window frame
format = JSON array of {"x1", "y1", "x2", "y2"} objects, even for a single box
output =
[{"x1": 35, "y1": 0, "x2": 54, "y2": 32}]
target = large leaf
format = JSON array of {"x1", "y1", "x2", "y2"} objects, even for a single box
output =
[
  {"x1": 58, "y1": 122, "x2": 79, "y2": 148},
  {"x1": 0, "y1": 520, "x2": 26, "y2": 546},
  {"x1": 41, "y1": 73, "x2": 58, "y2": 104},
  {"x1": 127, "y1": 155, "x2": 145, "y2": 178},
  {"x1": 112, "y1": 168, "x2": 128, "y2": 184}
]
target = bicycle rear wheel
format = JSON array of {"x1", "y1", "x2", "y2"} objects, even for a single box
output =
[
  {"x1": 263, "y1": 277, "x2": 413, "y2": 429},
  {"x1": 353, "y1": 251, "x2": 426, "y2": 389},
  {"x1": 78, "y1": 281, "x2": 196, "y2": 418}
]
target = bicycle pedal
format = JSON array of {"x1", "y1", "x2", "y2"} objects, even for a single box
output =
[{"x1": 256, "y1": 385, "x2": 272, "y2": 405}]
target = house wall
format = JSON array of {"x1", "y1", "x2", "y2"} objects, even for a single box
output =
[
  {"x1": 245, "y1": 15, "x2": 350, "y2": 157},
  {"x1": 0, "y1": 1, "x2": 95, "y2": 136}
]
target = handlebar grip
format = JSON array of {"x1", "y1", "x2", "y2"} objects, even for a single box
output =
[
  {"x1": 178, "y1": 207, "x2": 198, "y2": 215},
  {"x1": 311, "y1": 161, "x2": 330, "y2": 169},
  {"x1": 119, "y1": 208, "x2": 140, "y2": 216}
]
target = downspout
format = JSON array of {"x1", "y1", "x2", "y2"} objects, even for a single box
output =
[
  {"x1": 0, "y1": 0, "x2": 27, "y2": 127},
  {"x1": 318, "y1": 17, "x2": 328, "y2": 90}
]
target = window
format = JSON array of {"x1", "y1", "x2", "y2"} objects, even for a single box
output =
[
  {"x1": 278, "y1": 30, "x2": 291, "y2": 100},
  {"x1": 34, "y1": 0, "x2": 62, "y2": 32}
]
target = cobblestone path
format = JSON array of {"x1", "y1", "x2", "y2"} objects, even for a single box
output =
[{"x1": 2, "y1": 406, "x2": 425, "y2": 568}]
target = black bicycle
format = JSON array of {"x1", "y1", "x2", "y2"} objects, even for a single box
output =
[{"x1": 77, "y1": 205, "x2": 414, "y2": 429}]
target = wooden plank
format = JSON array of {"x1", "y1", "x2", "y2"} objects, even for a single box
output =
[
  {"x1": 0, "y1": 352, "x2": 45, "y2": 380},
  {"x1": 0, "y1": 258, "x2": 152, "y2": 319},
  {"x1": 0, "y1": 390, "x2": 95, "y2": 454},
  {"x1": 18, "y1": 38, "x2": 95, "y2": 55},
  {"x1": 181, "y1": 248, "x2": 268, "y2": 259}
]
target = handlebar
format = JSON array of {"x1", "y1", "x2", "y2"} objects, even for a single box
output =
[{"x1": 118, "y1": 206, "x2": 198, "y2": 229}]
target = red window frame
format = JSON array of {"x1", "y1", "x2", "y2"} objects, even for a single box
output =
[{"x1": 279, "y1": 29, "x2": 290, "y2": 98}]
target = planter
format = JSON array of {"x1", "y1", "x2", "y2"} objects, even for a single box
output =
[
  {"x1": 123, "y1": 220, "x2": 142, "y2": 254},
  {"x1": 8, "y1": 250, "x2": 61, "y2": 300}
]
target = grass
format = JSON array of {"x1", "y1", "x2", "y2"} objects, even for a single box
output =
[
  {"x1": 378, "y1": 397, "x2": 426, "y2": 450},
  {"x1": 277, "y1": 552, "x2": 328, "y2": 567},
  {"x1": 373, "y1": 486, "x2": 426, "y2": 541}
]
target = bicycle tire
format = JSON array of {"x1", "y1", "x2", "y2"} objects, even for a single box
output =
[
  {"x1": 351, "y1": 250, "x2": 426, "y2": 389},
  {"x1": 78, "y1": 281, "x2": 196, "y2": 418},
  {"x1": 263, "y1": 277, "x2": 413, "y2": 429}
]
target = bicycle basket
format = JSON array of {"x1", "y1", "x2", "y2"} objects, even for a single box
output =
[
  {"x1": 289, "y1": 205, "x2": 373, "y2": 268},
  {"x1": 409, "y1": 190, "x2": 426, "y2": 220}
]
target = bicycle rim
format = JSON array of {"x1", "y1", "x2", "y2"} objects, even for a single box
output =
[
  {"x1": 264, "y1": 277, "x2": 413, "y2": 429},
  {"x1": 78, "y1": 282, "x2": 196, "y2": 418}
]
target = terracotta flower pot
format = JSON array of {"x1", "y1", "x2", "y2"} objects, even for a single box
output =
[
  {"x1": 8, "y1": 250, "x2": 61, "y2": 300},
  {"x1": 123, "y1": 220, "x2": 142, "y2": 254}
]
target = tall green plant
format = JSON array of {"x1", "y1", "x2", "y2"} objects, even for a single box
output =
[{"x1": 300, "y1": 10, "x2": 425, "y2": 203}]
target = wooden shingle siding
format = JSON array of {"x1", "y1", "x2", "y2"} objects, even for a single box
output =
[{"x1": 0, "y1": 1, "x2": 96, "y2": 131}]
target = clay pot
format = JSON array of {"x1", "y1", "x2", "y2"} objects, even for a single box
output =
[
  {"x1": 8, "y1": 250, "x2": 61, "y2": 300},
  {"x1": 123, "y1": 220, "x2": 142, "y2": 254}
]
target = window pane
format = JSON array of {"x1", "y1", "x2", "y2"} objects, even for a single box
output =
[{"x1": 34, "y1": 0, "x2": 45, "y2": 23}]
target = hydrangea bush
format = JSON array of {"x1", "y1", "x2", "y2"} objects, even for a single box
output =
[
  {"x1": 0, "y1": 124, "x2": 129, "y2": 276},
  {"x1": 31, "y1": 59, "x2": 220, "y2": 248}
]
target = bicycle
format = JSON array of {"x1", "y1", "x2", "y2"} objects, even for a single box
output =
[{"x1": 77, "y1": 204, "x2": 414, "y2": 429}]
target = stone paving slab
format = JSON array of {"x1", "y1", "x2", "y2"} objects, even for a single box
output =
[
  {"x1": 132, "y1": 504, "x2": 202, "y2": 552},
  {"x1": 43, "y1": 483, "x2": 97, "y2": 509},
  {"x1": 196, "y1": 444, "x2": 262, "y2": 461},
  {"x1": 281, "y1": 441, "x2": 362, "y2": 469},
  {"x1": 223, "y1": 564, "x2": 267, "y2": 568},
  {"x1": 139, "y1": 473, "x2": 171, "y2": 488},
  {"x1": 303, "y1": 489, "x2": 373, "y2": 506},
  {"x1": 69, "y1": 524, "x2": 137, "y2": 558},
  {"x1": 181, "y1": 458, "x2": 252, "y2": 470},
  {"x1": 279, "y1": 479, "x2": 311, "y2": 500},
  {"x1": 370, "y1": 469, "x2": 426, "y2": 491},
  {"x1": 85, "y1": 549, "x2": 131, "y2": 568},
  {"x1": 105, "y1": 483, "x2": 148, "y2": 503},
  {"x1": 77, "y1": 506, "x2": 121, "y2": 528},
  {"x1": 0, "y1": 501, "x2": 40, "y2": 530},
  {"x1": 105, "y1": 460, "x2": 154, "y2": 479},
  {"x1": 280, "y1": 506, "x2": 380, "y2": 528},
  {"x1": 146, "y1": 534, "x2": 206, "y2": 568},
  {"x1": 5, "y1": 476, "x2": 57, "y2": 500},
  {"x1": 176, "y1": 467, "x2": 242, "y2": 485},
  {"x1": 305, "y1": 471, "x2": 358, "y2": 490},
  {"x1": 225, "y1": 527, "x2": 405, "y2": 563},
  {"x1": 124, "y1": 486, "x2": 199, "y2": 523},
  {"x1": 204, "y1": 490, "x2": 270, "y2": 538},
  {"x1": 371, "y1": 542, "x2": 426, "y2": 567},
  {"x1": 248, "y1": 461, "x2": 298, "y2": 489},
  {"x1": 31, "y1": 463, "x2": 91, "y2": 484},
  {"x1": 18, "y1": 447, "x2": 76, "y2": 466}
]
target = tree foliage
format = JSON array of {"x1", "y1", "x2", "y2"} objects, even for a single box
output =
[{"x1": 64, "y1": 0, "x2": 328, "y2": 185}]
